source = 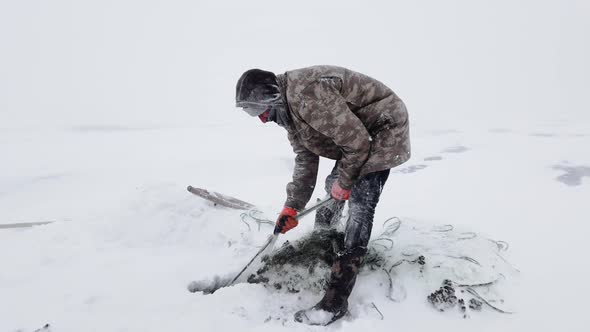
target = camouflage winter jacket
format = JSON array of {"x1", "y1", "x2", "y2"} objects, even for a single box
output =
[{"x1": 278, "y1": 65, "x2": 411, "y2": 211}]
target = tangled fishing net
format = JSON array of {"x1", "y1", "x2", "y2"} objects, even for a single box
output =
[{"x1": 191, "y1": 213, "x2": 518, "y2": 317}]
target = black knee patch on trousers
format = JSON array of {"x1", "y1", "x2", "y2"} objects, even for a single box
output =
[{"x1": 344, "y1": 169, "x2": 390, "y2": 250}]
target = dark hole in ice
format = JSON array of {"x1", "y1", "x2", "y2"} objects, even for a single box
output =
[{"x1": 553, "y1": 164, "x2": 590, "y2": 186}]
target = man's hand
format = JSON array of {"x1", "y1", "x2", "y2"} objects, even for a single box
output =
[
  {"x1": 274, "y1": 207, "x2": 298, "y2": 234},
  {"x1": 331, "y1": 181, "x2": 351, "y2": 201}
]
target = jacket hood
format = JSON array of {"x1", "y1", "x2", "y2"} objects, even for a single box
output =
[{"x1": 235, "y1": 69, "x2": 282, "y2": 110}]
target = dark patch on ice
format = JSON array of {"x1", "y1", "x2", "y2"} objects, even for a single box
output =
[
  {"x1": 31, "y1": 173, "x2": 69, "y2": 183},
  {"x1": 428, "y1": 129, "x2": 462, "y2": 136},
  {"x1": 68, "y1": 125, "x2": 157, "y2": 133},
  {"x1": 441, "y1": 146, "x2": 469, "y2": 154},
  {"x1": 13, "y1": 323, "x2": 51, "y2": 332},
  {"x1": 530, "y1": 132, "x2": 555, "y2": 137},
  {"x1": 552, "y1": 164, "x2": 590, "y2": 186},
  {"x1": 565, "y1": 133, "x2": 588, "y2": 138},
  {"x1": 0, "y1": 173, "x2": 70, "y2": 197},
  {"x1": 0, "y1": 221, "x2": 54, "y2": 229},
  {"x1": 424, "y1": 156, "x2": 443, "y2": 161},
  {"x1": 489, "y1": 128, "x2": 512, "y2": 134},
  {"x1": 35, "y1": 323, "x2": 51, "y2": 332},
  {"x1": 395, "y1": 164, "x2": 428, "y2": 174}
]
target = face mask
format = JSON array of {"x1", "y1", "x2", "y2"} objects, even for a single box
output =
[{"x1": 241, "y1": 104, "x2": 270, "y2": 117}]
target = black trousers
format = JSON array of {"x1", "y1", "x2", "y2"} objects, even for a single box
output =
[{"x1": 315, "y1": 163, "x2": 390, "y2": 252}]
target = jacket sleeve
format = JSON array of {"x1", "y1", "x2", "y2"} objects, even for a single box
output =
[
  {"x1": 300, "y1": 80, "x2": 371, "y2": 189},
  {"x1": 284, "y1": 130, "x2": 319, "y2": 211}
]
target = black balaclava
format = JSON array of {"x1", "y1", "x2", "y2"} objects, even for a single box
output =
[
  {"x1": 235, "y1": 69, "x2": 291, "y2": 128},
  {"x1": 267, "y1": 104, "x2": 290, "y2": 128}
]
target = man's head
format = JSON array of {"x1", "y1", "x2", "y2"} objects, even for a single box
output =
[{"x1": 235, "y1": 69, "x2": 281, "y2": 123}]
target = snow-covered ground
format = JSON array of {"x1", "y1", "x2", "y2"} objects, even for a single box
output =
[
  {"x1": 2, "y1": 121, "x2": 589, "y2": 331},
  {"x1": 1, "y1": 1, "x2": 589, "y2": 331}
]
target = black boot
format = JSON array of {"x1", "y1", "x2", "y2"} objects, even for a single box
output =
[{"x1": 294, "y1": 247, "x2": 365, "y2": 325}]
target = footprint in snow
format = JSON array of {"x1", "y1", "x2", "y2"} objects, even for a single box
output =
[
  {"x1": 394, "y1": 146, "x2": 468, "y2": 175},
  {"x1": 441, "y1": 145, "x2": 470, "y2": 154},
  {"x1": 395, "y1": 164, "x2": 428, "y2": 174}
]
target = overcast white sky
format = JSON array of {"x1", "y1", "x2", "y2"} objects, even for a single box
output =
[{"x1": 1, "y1": 0, "x2": 588, "y2": 129}]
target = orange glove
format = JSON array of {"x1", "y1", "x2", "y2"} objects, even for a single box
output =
[
  {"x1": 274, "y1": 207, "x2": 298, "y2": 234},
  {"x1": 331, "y1": 181, "x2": 351, "y2": 201}
]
